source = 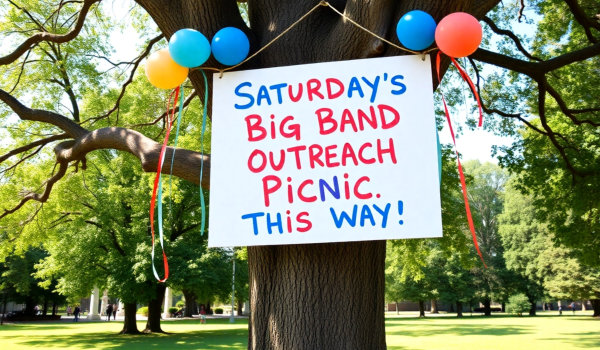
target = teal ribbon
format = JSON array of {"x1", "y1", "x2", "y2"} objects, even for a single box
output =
[
  {"x1": 168, "y1": 86, "x2": 185, "y2": 216},
  {"x1": 199, "y1": 70, "x2": 208, "y2": 235}
]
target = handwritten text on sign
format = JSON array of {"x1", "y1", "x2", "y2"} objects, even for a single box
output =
[{"x1": 208, "y1": 56, "x2": 442, "y2": 247}]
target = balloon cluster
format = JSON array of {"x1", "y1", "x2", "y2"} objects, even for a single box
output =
[
  {"x1": 145, "y1": 27, "x2": 250, "y2": 89},
  {"x1": 396, "y1": 11, "x2": 482, "y2": 58}
]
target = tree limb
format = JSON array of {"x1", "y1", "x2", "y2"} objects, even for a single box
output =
[
  {"x1": 83, "y1": 34, "x2": 165, "y2": 126},
  {"x1": 563, "y1": 0, "x2": 599, "y2": 43},
  {"x1": 0, "y1": 88, "x2": 87, "y2": 138},
  {"x1": 0, "y1": 161, "x2": 69, "y2": 220},
  {"x1": 0, "y1": 134, "x2": 69, "y2": 164},
  {"x1": 0, "y1": 0, "x2": 101, "y2": 66},
  {"x1": 482, "y1": 16, "x2": 541, "y2": 61},
  {"x1": 54, "y1": 127, "x2": 210, "y2": 187}
]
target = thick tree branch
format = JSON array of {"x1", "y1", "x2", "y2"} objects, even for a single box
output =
[
  {"x1": 0, "y1": 0, "x2": 101, "y2": 66},
  {"x1": 54, "y1": 127, "x2": 210, "y2": 187},
  {"x1": 0, "y1": 89, "x2": 87, "y2": 138},
  {"x1": 543, "y1": 41, "x2": 600, "y2": 71},
  {"x1": 563, "y1": 0, "x2": 600, "y2": 43},
  {"x1": 482, "y1": 16, "x2": 541, "y2": 61}
]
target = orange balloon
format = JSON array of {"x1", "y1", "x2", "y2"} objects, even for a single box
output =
[
  {"x1": 435, "y1": 12, "x2": 482, "y2": 58},
  {"x1": 145, "y1": 48, "x2": 189, "y2": 89}
]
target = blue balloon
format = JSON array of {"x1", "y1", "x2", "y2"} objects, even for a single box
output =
[
  {"x1": 169, "y1": 29, "x2": 211, "y2": 68},
  {"x1": 211, "y1": 27, "x2": 250, "y2": 66},
  {"x1": 396, "y1": 10, "x2": 436, "y2": 51}
]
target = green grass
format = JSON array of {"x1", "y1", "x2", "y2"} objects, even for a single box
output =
[
  {"x1": 386, "y1": 311, "x2": 599, "y2": 350},
  {"x1": 0, "y1": 312, "x2": 597, "y2": 349}
]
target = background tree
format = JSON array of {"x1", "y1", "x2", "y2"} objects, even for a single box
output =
[
  {"x1": 499, "y1": 179, "x2": 549, "y2": 316},
  {"x1": 1, "y1": 247, "x2": 65, "y2": 317},
  {"x1": 1, "y1": 0, "x2": 599, "y2": 348}
]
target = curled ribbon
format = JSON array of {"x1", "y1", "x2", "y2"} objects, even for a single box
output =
[
  {"x1": 150, "y1": 86, "x2": 182, "y2": 282},
  {"x1": 436, "y1": 52, "x2": 487, "y2": 268}
]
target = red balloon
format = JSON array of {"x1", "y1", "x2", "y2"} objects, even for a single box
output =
[{"x1": 435, "y1": 12, "x2": 482, "y2": 58}]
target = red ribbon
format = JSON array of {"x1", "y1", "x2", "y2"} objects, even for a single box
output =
[
  {"x1": 449, "y1": 56, "x2": 483, "y2": 127},
  {"x1": 149, "y1": 87, "x2": 180, "y2": 282},
  {"x1": 436, "y1": 52, "x2": 487, "y2": 268}
]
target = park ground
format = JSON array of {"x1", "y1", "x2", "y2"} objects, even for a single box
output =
[{"x1": 0, "y1": 311, "x2": 597, "y2": 349}]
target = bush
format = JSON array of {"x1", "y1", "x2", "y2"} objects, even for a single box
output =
[
  {"x1": 176, "y1": 300, "x2": 185, "y2": 308},
  {"x1": 506, "y1": 293, "x2": 530, "y2": 316},
  {"x1": 168, "y1": 307, "x2": 178, "y2": 315},
  {"x1": 136, "y1": 306, "x2": 148, "y2": 316},
  {"x1": 214, "y1": 308, "x2": 224, "y2": 314}
]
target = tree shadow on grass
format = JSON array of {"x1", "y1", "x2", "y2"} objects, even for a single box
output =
[
  {"x1": 544, "y1": 332, "x2": 600, "y2": 349},
  {"x1": 16, "y1": 328, "x2": 248, "y2": 349},
  {"x1": 385, "y1": 321, "x2": 533, "y2": 337}
]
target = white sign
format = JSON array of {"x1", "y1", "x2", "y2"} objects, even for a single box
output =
[{"x1": 209, "y1": 55, "x2": 441, "y2": 247}]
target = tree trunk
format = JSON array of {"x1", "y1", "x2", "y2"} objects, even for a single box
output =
[
  {"x1": 143, "y1": 283, "x2": 166, "y2": 333},
  {"x1": 1, "y1": 295, "x2": 7, "y2": 325},
  {"x1": 237, "y1": 299, "x2": 244, "y2": 316},
  {"x1": 501, "y1": 302, "x2": 506, "y2": 312},
  {"x1": 119, "y1": 302, "x2": 140, "y2": 335},
  {"x1": 182, "y1": 289, "x2": 197, "y2": 318},
  {"x1": 581, "y1": 301, "x2": 587, "y2": 311},
  {"x1": 42, "y1": 297, "x2": 48, "y2": 316},
  {"x1": 591, "y1": 299, "x2": 600, "y2": 317},
  {"x1": 528, "y1": 295, "x2": 536, "y2": 316},
  {"x1": 431, "y1": 300, "x2": 439, "y2": 314},
  {"x1": 395, "y1": 301, "x2": 399, "y2": 315},
  {"x1": 483, "y1": 298, "x2": 492, "y2": 316},
  {"x1": 456, "y1": 301, "x2": 463, "y2": 318},
  {"x1": 24, "y1": 297, "x2": 36, "y2": 317},
  {"x1": 529, "y1": 301, "x2": 536, "y2": 316},
  {"x1": 418, "y1": 300, "x2": 426, "y2": 318},
  {"x1": 52, "y1": 302, "x2": 57, "y2": 316},
  {"x1": 248, "y1": 241, "x2": 386, "y2": 350}
]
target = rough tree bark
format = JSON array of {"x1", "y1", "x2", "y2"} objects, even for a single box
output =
[
  {"x1": 248, "y1": 241, "x2": 386, "y2": 349},
  {"x1": 144, "y1": 283, "x2": 167, "y2": 333},
  {"x1": 120, "y1": 302, "x2": 141, "y2": 335}
]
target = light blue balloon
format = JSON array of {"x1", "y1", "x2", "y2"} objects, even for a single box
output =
[
  {"x1": 169, "y1": 29, "x2": 211, "y2": 68},
  {"x1": 211, "y1": 27, "x2": 250, "y2": 66},
  {"x1": 396, "y1": 10, "x2": 437, "y2": 51}
]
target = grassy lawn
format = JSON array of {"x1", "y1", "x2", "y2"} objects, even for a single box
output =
[
  {"x1": 386, "y1": 311, "x2": 599, "y2": 350},
  {"x1": 0, "y1": 312, "x2": 597, "y2": 349}
]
